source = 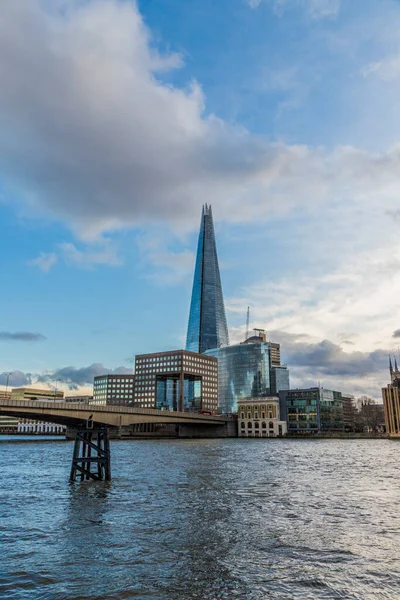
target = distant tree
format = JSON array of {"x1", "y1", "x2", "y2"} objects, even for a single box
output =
[{"x1": 355, "y1": 396, "x2": 384, "y2": 433}]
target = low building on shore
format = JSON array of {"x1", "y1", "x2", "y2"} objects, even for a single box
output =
[
  {"x1": 382, "y1": 358, "x2": 400, "y2": 437},
  {"x1": 0, "y1": 391, "x2": 17, "y2": 433},
  {"x1": 11, "y1": 387, "x2": 65, "y2": 434},
  {"x1": 279, "y1": 387, "x2": 344, "y2": 435},
  {"x1": 17, "y1": 421, "x2": 66, "y2": 434},
  {"x1": 238, "y1": 397, "x2": 287, "y2": 438}
]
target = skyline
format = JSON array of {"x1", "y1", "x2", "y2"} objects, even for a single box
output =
[{"x1": 1, "y1": 0, "x2": 400, "y2": 398}]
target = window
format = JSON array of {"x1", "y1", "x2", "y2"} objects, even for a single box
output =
[
  {"x1": 262, "y1": 422, "x2": 266, "y2": 429},
  {"x1": 247, "y1": 422, "x2": 252, "y2": 429}
]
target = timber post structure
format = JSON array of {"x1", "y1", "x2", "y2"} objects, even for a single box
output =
[{"x1": 70, "y1": 421, "x2": 111, "y2": 482}]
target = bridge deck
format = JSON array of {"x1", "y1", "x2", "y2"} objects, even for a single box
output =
[{"x1": 0, "y1": 399, "x2": 229, "y2": 428}]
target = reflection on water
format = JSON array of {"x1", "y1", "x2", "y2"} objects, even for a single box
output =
[{"x1": 1, "y1": 438, "x2": 400, "y2": 599}]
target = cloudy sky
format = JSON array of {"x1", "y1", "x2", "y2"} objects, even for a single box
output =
[{"x1": 1, "y1": 0, "x2": 400, "y2": 398}]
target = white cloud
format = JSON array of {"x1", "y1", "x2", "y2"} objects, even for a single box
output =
[
  {"x1": 28, "y1": 252, "x2": 57, "y2": 272},
  {"x1": 362, "y1": 54, "x2": 400, "y2": 81},
  {"x1": 247, "y1": 0, "x2": 340, "y2": 19},
  {"x1": 3, "y1": 0, "x2": 400, "y2": 244},
  {"x1": 59, "y1": 241, "x2": 122, "y2": 269}
]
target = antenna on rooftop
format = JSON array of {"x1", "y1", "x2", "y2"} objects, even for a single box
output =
[{"x1": 245, "y1": 306, "x2": 250, "y2": 341}]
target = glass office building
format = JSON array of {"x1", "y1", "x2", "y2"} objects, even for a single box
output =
[
  {"x1": 134, "y1": 350, "x2": 218, "y2": 413},
  {"x1": 186, "y1": 204, "x2": 229, "y2": 354},
  {"x1": 281, "y1": 388, "x2": 344, "y2": 433},
  {"x1": 206, "y1": 341, "x2": 272, "y2": 414},
  {"x1": 270, "y1": 366, "x2": 290, "y2": 396}
]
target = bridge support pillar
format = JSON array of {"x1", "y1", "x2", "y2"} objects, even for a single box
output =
[{"x1": 70, "y1": 427, "x2": 111, "y2": 482}]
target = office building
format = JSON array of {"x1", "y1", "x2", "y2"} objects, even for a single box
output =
[
  {"x1": 186, "y1": 204, "x2": 229, "y2": 354},
  {"x1": 237, "y1": 397, "x2": 287, "y2": 437},
  {"x1": 270, "y1": 365, "x2": 290, "y2": 396},
  {"x1": 280, "y1": 387, "x2": 344, "y2": 434},
  {"x1": 64, "y1": 395, "x2": 93, "y2": 403},
  {"x1": 11, "y1": 387, "x2": 64, "y2": 401},
  {"x1": 342, "y1": 394, "x2": 356, "y2": 431},
  {"x1": 134, "y1": 350, "x2": 218, "y2": 413},
  {"x1": 91, "y1": 374, "x2": 135, "y2": 406},
  {"x1": 382, "y1": 357, "x2": 400, "y2": 437},
  {"x1": 206, "y1": 332, "x2": 290, "y2": 414}
]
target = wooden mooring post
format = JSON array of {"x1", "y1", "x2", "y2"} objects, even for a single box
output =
[{"x1": 70, "y1": 422, "x2": 111, "y2": 482}]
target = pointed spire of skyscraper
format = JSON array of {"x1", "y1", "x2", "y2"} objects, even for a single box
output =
[
  {"x1": 186, "y1": 205, "x2": 229, "y2": 353},
  {"x1": 395, "y1": 357, "x2": 399, "y2": 373},
  {"x1": 390, "y1": 355, "x2": 394, "y2": 377}
]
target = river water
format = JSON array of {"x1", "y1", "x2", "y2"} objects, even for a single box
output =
[{"x1": 1, "y1": 438, "x2": 400, "y2": 600}]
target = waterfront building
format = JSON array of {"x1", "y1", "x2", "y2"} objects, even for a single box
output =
[
  {"x1": 206, "y1": 332, "x2": 290, "y2": 414},
  {"x1": 91, "y1": 374, "x2": 135, "y2": 406},
  {"x1": 134, "y1": 350, "x2": 218, "y2": 412},
  {"x1": 186, "y1": 204, "x2": 229, "y2": 354},
  {"x1": 17, "y1": 421, "x2": 66, "y2": 434},
  {"x1": 238, "y1": 397, "x2": 287, "y2": 437},
  {"x1": 280, "y1": 387, "x2": 344, "y2": 434},
  {"x1": 10, "y1": 388, "x2": 65, "y2": 433},
  {"x1": 0, "y1": 391, "x2": 17, "y2": 432},
  {"x1": 342, "y1": 394, "x2": 356, "y2": 431},
  {"x1": 65, "y1": 395, "x2": 93, "y2": 403},
  {"x1": 382, "y1": 358, "x2": 400, "y2": 437},
  {"x1": 270, "y1": 365, "x2": 290, "y2": 396},
  {"x1": 11, "y1": 387, "x2": 64, "y2": 401}
]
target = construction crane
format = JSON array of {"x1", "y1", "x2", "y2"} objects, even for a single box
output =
[{"x1": 245, "y1": 306, "x2": 250, "y2": 341}]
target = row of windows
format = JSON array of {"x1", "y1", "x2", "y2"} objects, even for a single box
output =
[
  {"x1": 240, "y1": 411, "x2": 274, "y2": 419},
  {"x1": 95, "y1": 377, "x2": 134, "y2": 384},
  {"x1": 240, "y1": 421, "x2": 275, "y2": 429}
]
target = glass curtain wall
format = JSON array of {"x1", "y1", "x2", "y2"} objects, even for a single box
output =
[
  {"x1": 186, "y1": 205, "x2": 229, "y2": 353},
  {"x1": 206, "y1": 342, "x2": 271, "y2": 414}
]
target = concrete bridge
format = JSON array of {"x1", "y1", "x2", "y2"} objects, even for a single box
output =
[
  {"x1": 0, "y1": 399, "x2": 237, "y2": 482},
  {"x1": 0, "y1": 399, "x2": 230, "y2": 429}
]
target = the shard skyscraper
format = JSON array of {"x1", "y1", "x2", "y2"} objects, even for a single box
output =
[{"x1": 186, "y1": 204, "x2": 230, "y2": 354}]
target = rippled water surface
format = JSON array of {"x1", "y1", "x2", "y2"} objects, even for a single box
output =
[{"x1": 1, "y1": 438, "x2": 400, "y2": 599}]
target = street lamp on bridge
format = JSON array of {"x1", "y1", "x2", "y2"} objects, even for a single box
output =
[{"x1": 4, "y1": 372, "x2": 12, "y2": 398}]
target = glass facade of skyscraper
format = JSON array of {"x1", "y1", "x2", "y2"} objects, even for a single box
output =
[
  {"x1": 186, "y1": 204, "x2": 229, "y2": 354},
  {"x1": 270, "y1": 366, "x2": 290, "y2": 396},
  {"x1": 206, "y1": 342, "x2": 271, "y2": 414}
]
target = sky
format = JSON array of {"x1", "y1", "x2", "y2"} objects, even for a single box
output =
[{"x1": 1, "y1": 0, "x2": 400, "y2": 399}]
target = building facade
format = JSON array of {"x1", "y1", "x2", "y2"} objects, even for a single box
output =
[
  {"x1": 186, "y1": 204, "x2": 229, "y2": 354},
  {"x1": 280, "y1": 387, "x2": 344, "y2": 434},
  {"x1": 9, "y1": 387, "x2": 65, "y2": 434},
  {"x1": 17, "y1": 421, "x2": 66, "y2": 434},
  {"x1": 0, "y1": 391, "x2": 17, "y2": 432},
  {"x1": 206, "y1": 333, "x2": 290, "y2": 414},
  {"x1": 65, "y1": 395, "x2": 93, "y2": 403},
  {"x1": 238, "y1": 397, "x2": 287, "y2": 437},
  {"x1": 91, "y1": 374, "x2": 135, "y2": 406},
  {"x1": 342, "y1": 394, "x2": 356, "y2": 431},
  {"x1": 134, "y1": 350, "x2": 218, "y2": 413},
  {"x1": 11, "y1": 387, "x2": 64, "y2": 401},
  {"x1": 382, "y1": 357, "x2": 400, "y2": 437}
]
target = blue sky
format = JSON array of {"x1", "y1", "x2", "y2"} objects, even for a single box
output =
[{"x1": 1, "y1": 0, "x2": 400, "y2": 397}]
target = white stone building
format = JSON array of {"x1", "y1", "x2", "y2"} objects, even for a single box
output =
[
  {"x1": 238, "y1": 397, "x2": 287, "y2": 438},
  {"x1": 17, "y1": 421, "x2": 66, "y2": 434}
]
